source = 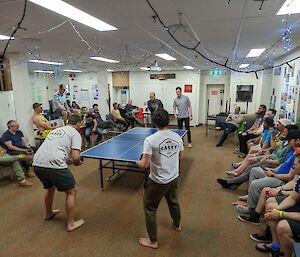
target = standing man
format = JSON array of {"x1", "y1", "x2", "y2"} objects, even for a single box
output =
[
  {"x1": 147, "y1": 92, "x2": 163, "y2": 127},
  {"x1": 173, "y1": 87, "x2": 193, "y2": 148},
  {"x1": 53, "y1": 84, "x2": 68, "y2": 125},
  {"x1": 137, "y1": 108, "x2": 184, "y2": 249},
  {"x1": 33, "y1": 115, "x2": 84, "y2": 232}
]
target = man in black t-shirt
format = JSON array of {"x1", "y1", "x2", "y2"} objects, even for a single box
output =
[
  {"x1": 92, "y1": 104, "x2": 121, "y2": 130},
  {"x1": 81, "y1": 107, "x2": 103, "y2": 145}
]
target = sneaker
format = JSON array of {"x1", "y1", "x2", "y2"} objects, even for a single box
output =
[
  {"x1": 216, "y1": 143, "x2": 222, "y2": 147},
  {"x1": 238, "y1": 215, "x2": 260, "y2": 225},
  {"x1": 18, "y1": 179, "x2": 32, "y2": 187},
  {"x1": 236, "y1": 205, "x2": 250, "y2": 214},
  {"x1": 250, "y1": 233, "x2": 272, "y2": 243},
  {"x1": 238, "y1": 195, "x2": 248, "y2": 201},
  {"x1": 26, "y1": 170, "x2": 36, "y2": 178},
  {"x1": 188, "y1": 143, "x2": 192, "y2": 148},
  {"x1": 217, "y1": 178, "x2": 228, "y2": 186}
]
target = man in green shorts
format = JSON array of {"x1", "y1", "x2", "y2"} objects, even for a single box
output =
[{"x1": 33, "y1": 114, "x2": 84, "y2": 232}]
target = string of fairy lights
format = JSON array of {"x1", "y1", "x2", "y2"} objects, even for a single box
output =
[{"x1": 0, "y1": 0, "x2": 299, "y2": 77}]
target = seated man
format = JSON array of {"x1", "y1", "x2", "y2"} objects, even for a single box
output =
[
  {"x1": 124, "y1": 99, "x2": 139, "y2": 113},
  {"x1": 237, "y1": 104, "x2": 267, "y2": 156},
  {"x1": 263, "y1": 156, "x2": 300, "y2": 257},
  {"x1": 216, "y1": 106, "x2": 243, "y2": 147},
  {"x1": 1, "y1": 120, "x2": 35, "y2": 177},
  {"x1": 118, "y1": 103, "x2": 137, "y2": 128},
  {"x1": 81, "y1": 107, "x2": 103, "y2": 146},
  {"x1": 111, "y1": 103, "x2": 130, "y2": 131},
  {"x1": 0, "y1": 143, "x2": 31, "y2": 186},
  {"x1": 53, "y1": 84, "x2": 68, "y2": 125},
  {"x1": 32, "y1": 103, "x2": 58, "y2": 138},
  {"x1": 92, "y1": 104, "x2": 121, "y2": 130}
]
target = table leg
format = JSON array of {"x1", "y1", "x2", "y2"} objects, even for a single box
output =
[
  {"x1": 206, "y1": 117, "x2": 208, "y2": 136},
  {"x1": 99, "y1": 159, "x2": 104, "y2": 191}
]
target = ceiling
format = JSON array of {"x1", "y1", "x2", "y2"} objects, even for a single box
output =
[{"x1": 0, "y1": 0, "x2": 300, "y2": 73}]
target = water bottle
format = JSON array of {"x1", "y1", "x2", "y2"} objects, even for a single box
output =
[{"x1": 270, "y1": 242, "x2": 280, "y2": 257}]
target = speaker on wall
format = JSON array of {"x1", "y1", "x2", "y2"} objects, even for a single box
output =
[{"x1": 0, "y1": 58, "x2": 12, "y2": 91}]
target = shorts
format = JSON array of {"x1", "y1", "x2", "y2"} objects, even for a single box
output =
[
  {"x1": 33, "y1": 166, "x2": 76, "y2": 192},
  {"x1": 275, "y1": 196, "x2": 300, "y2": 242}
]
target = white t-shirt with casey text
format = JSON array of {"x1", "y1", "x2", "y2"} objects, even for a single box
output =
[
  {"x1": 33, "y1": 126, "x2": 81, "y2": 169},
  {"x1": 143, "y1": 130, "x2": 184, "y2": 184}
]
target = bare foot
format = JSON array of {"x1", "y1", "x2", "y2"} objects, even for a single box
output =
[
  {"x1": 139, "y1": 237, "x2": 159, "y2": 249},
  {"x1": 44, "y1": 209, "x2": 60, "y2": 220},
  {"x1": 226, "y1": 171, "x2": 237, "y2": 176},
  {"x1": 67, "y1": 218, "x2": 85, "y2": 232}
]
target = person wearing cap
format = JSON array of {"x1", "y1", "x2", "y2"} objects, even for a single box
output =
[
  {"x1": 235, "y1": 129, "x2": 300, "y2": 215},
  {"x1": 53, "y1": 84, "x2": 68, "y2": 125},
  {"x1": 32, "y1": 103, "x2": 58, "y2": 139}
]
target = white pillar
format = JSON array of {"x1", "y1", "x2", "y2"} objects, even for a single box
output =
[{"x1": 8, "y1": 53, "x2": 35, "y2": 145}]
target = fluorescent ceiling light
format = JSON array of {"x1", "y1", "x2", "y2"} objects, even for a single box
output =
[
  {"x1": 277, "y1": 0, "x2": 300, "y2": 15},
  {"x1": 107, "y1": 69, "x2": 114, "y2": 72},
  {"x1": 29, "y1": 0, "x2": 117, "y2": 32},
  {"x1": 183, "y1": 66, "x2": 194, "y2": 70},
  {"x1": 0, "y1": 35, "x2": 14, "y2": 40},
  {"x1": 29, "y1": 59, "x2": 63, "y2": 65},
  {"x1": 34, "y1": 70, "x2": 54, "y2": 74},
  {"x1": 155, "y1": 53, "x2": 176, "y2": 61},
  {"x1": 246, "y1": 48, "x2": 265, "y2": 58},
  {"x1": 90, "y1": 57, "x2": 119, "y2": 63},
  {"x1": 140, "y1": 67, "x2": 150, "y2": 71},
  {"x1": 63, "y1": 69, "x2": 82, "y2": 73},
  {"x1": 239, "y1": 64, "x2": 249, "y2": 68}
]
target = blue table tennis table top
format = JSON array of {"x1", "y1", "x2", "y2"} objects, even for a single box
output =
[{"x1": 81, "y1": 127, "x2": 187, "y2": 162}]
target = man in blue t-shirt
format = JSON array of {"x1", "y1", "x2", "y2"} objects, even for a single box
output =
[
  {"x1": 1, "y1": 120, "x2": 35, "y2": 177},
  {"x1": 236, "y1": 129, "x2": 300, "y2": 214}
]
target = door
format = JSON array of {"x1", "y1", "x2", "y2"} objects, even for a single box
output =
[{"x1": 206, "y1": 84, "x2": 224, "y2": 116}]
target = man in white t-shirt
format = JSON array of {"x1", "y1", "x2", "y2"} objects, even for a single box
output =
[
  {"x1": 137, "y1": 108, "x2": 184, "y2": 249},
  {"x1": 33, "y1": 114, "x2": 84, "y2": 232}
]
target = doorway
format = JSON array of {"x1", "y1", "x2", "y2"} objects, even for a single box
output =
[{"x1": 206, "y1": 84, "x2": 225, "y2": 116}]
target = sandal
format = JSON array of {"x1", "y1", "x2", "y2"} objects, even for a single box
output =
[
  {"x1": 238, "y1": 153, "x2": 246, "y2": 158},
  {"x1": 255, "y1": 243, "x2": 271, "y2": 253},
  {"x1": 233, "y1": 149, "x2": 240, "y2": 154},
  {"x1": 232, "y1": 163, "x2": 240, "y2": 169},
  {"x1": 255, "y1": 243, "x2": 284, "y2": 256}
]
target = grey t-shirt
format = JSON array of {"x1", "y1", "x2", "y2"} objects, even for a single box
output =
[
  {"x1": 173, "y1": 95, "x2": 191, "y2": 118},
  {"x1": 33, "y1": 126, "x2": 81, "y2": 169},
  {"x1": 227, "y1": 113, "x2": 243, "y2": 128}
]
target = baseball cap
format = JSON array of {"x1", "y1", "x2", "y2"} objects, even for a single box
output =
[
  {"x1": 32, "y1": 103, "x2": 42, "y2": 110},
  {"x1": 264, "y1": 116, "x2": 274, "y2": 126},
  {"x1": 278, "y1": 118, "x2": 292, "y2": 127}
]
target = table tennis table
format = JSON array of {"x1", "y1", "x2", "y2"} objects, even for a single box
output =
[{"x1": 80, "y1": 127, "x2": 187, "y2": 190}]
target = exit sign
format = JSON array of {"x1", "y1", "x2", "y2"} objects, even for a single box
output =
[{"x1": 210, "y1": 69, "x2": 222, "y2": 75}]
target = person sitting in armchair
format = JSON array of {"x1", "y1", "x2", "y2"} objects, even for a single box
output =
[
  {"x1": 1, "y1": 120, "x2": 35, "y2": 178},
  {"x1": 216, "y1": 106, "x2": 244, "y2": 147}
]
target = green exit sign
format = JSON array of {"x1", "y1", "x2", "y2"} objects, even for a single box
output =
[{"x1": 210, "y1": 69, "x2": 222, "y2": 75}]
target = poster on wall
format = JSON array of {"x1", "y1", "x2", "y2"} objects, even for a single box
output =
[
  {"x1": 92, "y1": 84, "x2": 99, "y2": 100},
  {"x1": 184, "y1": 84, "x2": 192, "y2": 93},
  {"x1": 81, "y1": 89, "x2": 89, "y2": 101}
]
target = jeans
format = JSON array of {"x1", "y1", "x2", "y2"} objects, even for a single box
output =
[
  {"x1": 0, "y1": 153, "x2": 25, "y2": 181},
  {"x1": 217, "y1": 123, "x2": 237, "y2": 146},
  {"x1": 98, "y1": 120, "x2": 120, "y2": 129},
  {"x1": 84, "y1": 127, "x2": 103, "y2": 143},
  {"x1": 178, "y1": 117, "x2": 191, "y2": 143},
  {"x1": 143, "y1": 178, "x2": 181, "y2": 242}
]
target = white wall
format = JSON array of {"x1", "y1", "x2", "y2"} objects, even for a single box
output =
[
  {"x1": 129, "y1": 70, "x2": 201, "y2": 126},
  {"x1": 29, "y1": 69, "x2": 110, "y2": 118},
  {"x1": 0, "y1": 91, "x2": 16, "y2": 135}
]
